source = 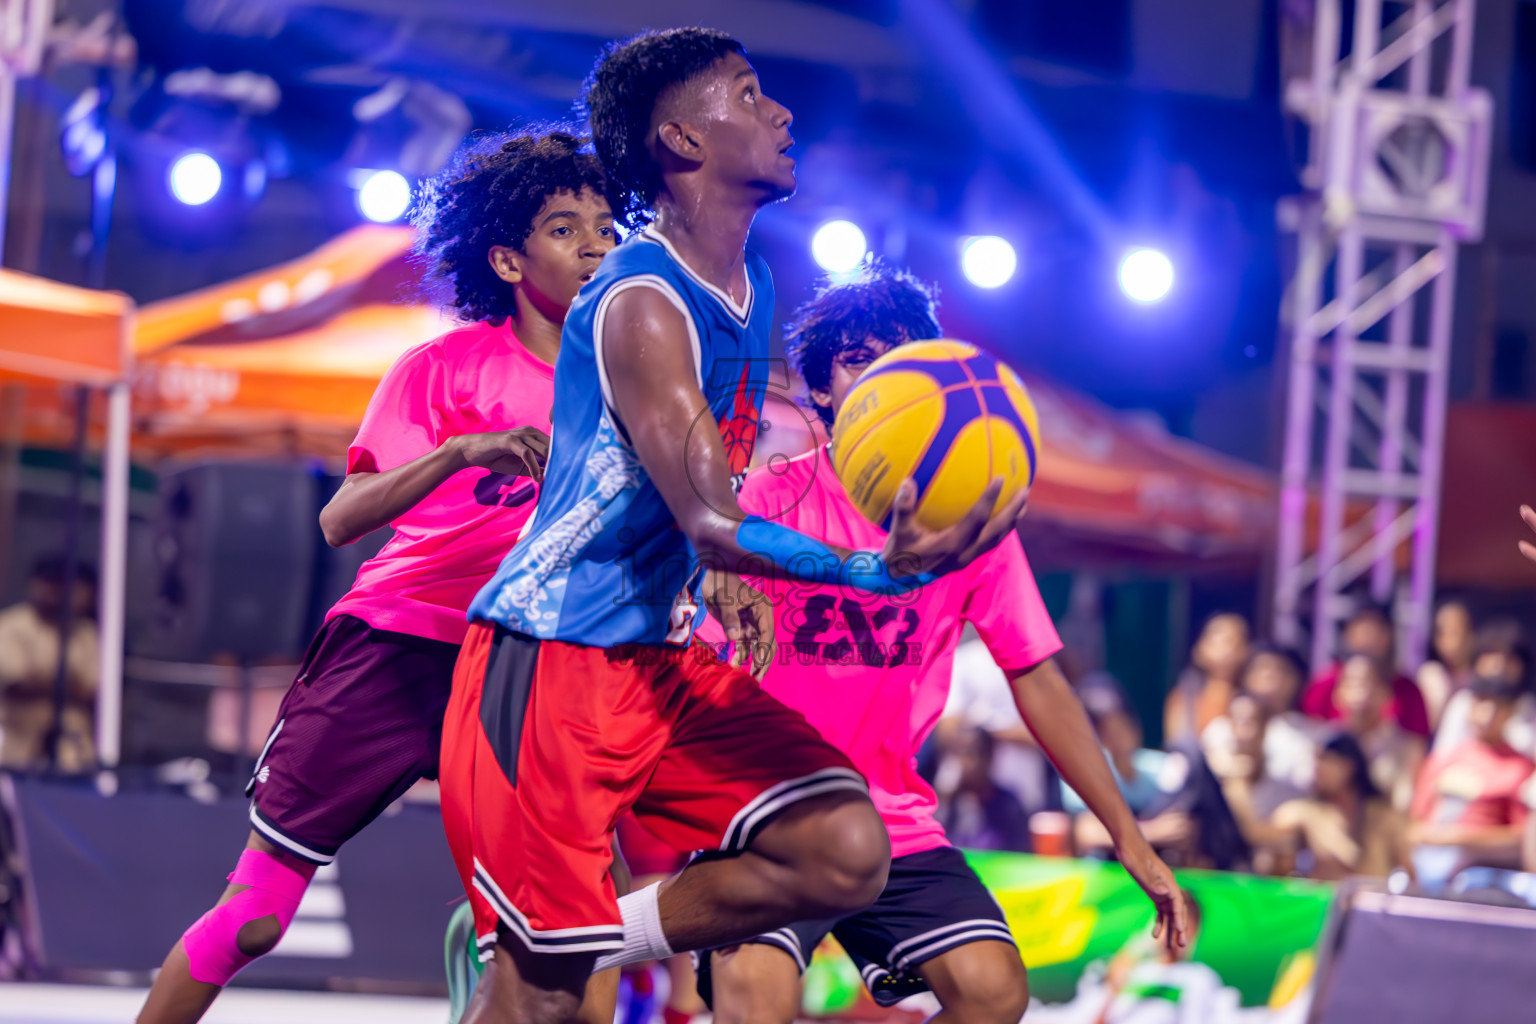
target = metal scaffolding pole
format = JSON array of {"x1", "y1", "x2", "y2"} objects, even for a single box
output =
[
  {"x1": 0, "y1": 0, "x2": 52, "y2": 263},
  {"x1": 1273, "y1": 0, "x2": 1490, "y2": 672}
]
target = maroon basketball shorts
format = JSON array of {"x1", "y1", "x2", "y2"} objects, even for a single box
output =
[{"x1": 246, "y1": 614, "x2": 460, "y2": 864}]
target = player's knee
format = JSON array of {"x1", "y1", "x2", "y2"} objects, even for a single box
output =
[
  {"x1": 801, "y1": 798, "x2": 890, "y2": 913},
  {"x1": 235, "y1": 913, "x2": 286, "y2": 958},
  {"x1": 181, "y1": 849, "x2": 315, "y2": 986},
  {"x1": 941, "y1": 950, "x2": 1030, "y2": 1024}
]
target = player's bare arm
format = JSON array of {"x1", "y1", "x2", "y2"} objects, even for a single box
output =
[
  {"x1": 319, "y1": 427, "x2": 549, "y2": 547},
  {"x1": 1007, "y1": 657, "x2": 1189, "y2": 952},
  {"x1": 602, "y1": 287, "x2": 1026, "y2": 589}
]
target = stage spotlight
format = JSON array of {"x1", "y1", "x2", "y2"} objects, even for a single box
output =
[
  {"x1": 1119, "y1": 249, "x2": 1174, "y2": 303},
  {"x1": 357, "y1": 170, "x2": 411, "y2": 223},
  {"x1": 169, "y1": 152, "x2": 221, "y2": 206},
  {"x1": 812, "y1": 220, "x2": 867, "y2": 273},
  {"x1": 961, "y1": 236, "x2": 1017, "y2": 288}
]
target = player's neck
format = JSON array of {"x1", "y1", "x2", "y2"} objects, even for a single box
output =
[
  {"x1": 651, "y1": 193, "x2": 753, "y2": 300},
  {"x1": 508, "y1": 290, "x2": 564, "y2": 368}
]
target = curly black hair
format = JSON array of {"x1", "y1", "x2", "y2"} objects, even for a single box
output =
[
  {"x1": 413, "y1": 127, "x2": 617, "y2": 324},
  {"x1": 785, "y1": 261, "x2": 942, "y2": 428},
  {"x1": 581, "y1": 27, "x2": 744, "y2": 229}
]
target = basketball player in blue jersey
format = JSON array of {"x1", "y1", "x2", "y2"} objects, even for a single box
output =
[{"x1": 438, "y1": 28, "x2": 1028, "y2": 1024}]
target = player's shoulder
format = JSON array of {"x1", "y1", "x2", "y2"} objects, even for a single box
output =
[
  {"x1": 741, "y1": 447, "x2": 821, "y2": 493},
  {"x1": 593, "y1": 229, "x2": 680, "y2": 283},
  {"x1": 957, "y1": 527, "x2": 1028, "y2": 579},
  {"x1": 404, "y1": 319, "x2": 504, "y2": 367},
  {"x1": 577, "y1": 233, "x2": 694, "y2": 322}
]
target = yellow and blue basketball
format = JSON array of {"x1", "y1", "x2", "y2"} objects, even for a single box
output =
[{"x1": 830, "y1": 340, "x2": 1041, "y2": 532}]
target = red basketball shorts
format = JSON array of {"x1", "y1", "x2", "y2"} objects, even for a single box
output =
[{"x1": 439, "y1": 622, "x2": 865, "y2": 960}]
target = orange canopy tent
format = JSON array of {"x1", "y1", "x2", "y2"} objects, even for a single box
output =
[
  {"x1": 128, "y1": 226, "x2": 1280, "y2": 570},
  {"x1": 131, "y1": 225, "x2": 454, "y2": 455},
  {"x1": 0, "y1": 268, "x2": 133, "y2": 767},
  {"x1": 1017, "y1": 380, "x2": 1276, "y2": 571}
]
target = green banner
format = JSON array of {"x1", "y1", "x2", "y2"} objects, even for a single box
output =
[{"x1": 804, "y1": 853, "x2": 1333, "y2": 1014}]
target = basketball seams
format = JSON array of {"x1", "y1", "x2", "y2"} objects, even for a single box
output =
[
  {"x1": 837, "y1": 381, "x2": 1027, "y2": 522},
  {"x1": 834, "y1": 379, "x2": 977, "y2": 477},
  {"x1": 952, "y1": 351, "x2": 994, "y2": 495},
  {"x1": 831, "y1": 340, "x2": 1040, "y2": 530}
]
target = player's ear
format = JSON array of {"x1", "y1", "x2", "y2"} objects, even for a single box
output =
[
  {"x1": 489, "y1": 245, "x2": 524, "y2": 285},
  {"x1": 657, "y1": 119, "x2": 704, "y2": 164},
  {"x1": 808, "y1": 387, "x2": 834, "y2": 422}
]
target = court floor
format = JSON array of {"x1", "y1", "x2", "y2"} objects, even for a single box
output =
[{"x1": 0, "y1": 983, "x2": 449, "y2": 1024}]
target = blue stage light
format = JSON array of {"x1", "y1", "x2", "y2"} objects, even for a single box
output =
[
  {"x1": 1119, "y1": 249, "x2": 1174, "y2": 303},
  {"x1": 961, "y1": 236, "x2": 1017, "y2": 288},
  {"x1": 169, "y1": 152, "x2": 221, "y2": 206},
  {"x1": 357, "y1": 170, "x2": 411, "y2": 223},
  {"x1": 812, "y1": 220, "x2": 867, "y2": 274}
]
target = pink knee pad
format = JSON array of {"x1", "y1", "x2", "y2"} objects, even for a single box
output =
[{"x1": 183, "y1": 849, "x2": 316, "y2": 985}]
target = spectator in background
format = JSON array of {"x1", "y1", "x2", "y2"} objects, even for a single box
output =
[
  {"x1": 1333, "y1": 652, "x2": 1424, "y2": 812},
  {"x1": 1070, "y1": 679, "x2": 1199, "y2": 862},
  {"x1": 0, "y1": 557, "x2": 98, "y2": 772},
  {"x1": 1433, "y1": 621, "x2": 1535, "y2": 761},
  {"x1": 1416, "y1": 600, "x2": 1476, "y2": 731},
  {"x1": 1204, "y1": 644, "x2": 1318, "y2": 792},
  {"x1": 1300, "y1": 605, "x2": 1431, "y2": 738},
  {"x1": 1164, "y1": 613, "x2": 1250, "y2": 747},
  {"x1": 934, "y1": 725, "x2": 1032, "y2": 852},
  {"x1": 1411, "y1": 674, "x2": 1535, "y2": 889},
  {"x1": 1272, "y1": 733, "x2": 1413, "y2": 881},
  {"x1": 941, "y1": 633, "x2": 1055, "y2": 814},
  {"x1": 1208, "y1": 693, "x2": 1305, "y2": 873}
]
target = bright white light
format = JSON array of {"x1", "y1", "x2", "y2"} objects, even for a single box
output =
[
  {"x1": 357, "y1": 170, "x2": 411, "y2": 223},
  {"x1": 811, "y1": 220, "x2": 867, "y2": 273},
  {"x1": 1119, "y1": 249, "x2": 1174, "y2": 303},
  {"x1": 169, "y1": 152, "x2": 221, "y2": 206},
  {"x1": 961, "y1": 236, "x2": 1018, "y2": 289}
]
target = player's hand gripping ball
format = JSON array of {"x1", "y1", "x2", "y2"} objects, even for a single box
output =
[{"x1": 831, "y1": 340, "x2": 1040, "y2": 532}]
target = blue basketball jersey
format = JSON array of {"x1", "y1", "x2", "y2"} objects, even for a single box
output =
[{"x1": 468, "y1": 226, "x2": 774, "y2": 647}]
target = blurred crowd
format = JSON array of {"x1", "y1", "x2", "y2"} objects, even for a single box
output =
[
  {"x1": 930, "y1": 600, "x2": 1536, "y2": 892},
  {"x1": 4, "y1": 545, "x2": 1535, "y2": 897}
]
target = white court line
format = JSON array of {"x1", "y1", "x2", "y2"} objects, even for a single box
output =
[{"x1": 0, "y1": 983, "x2": 448, "y2": 1024}]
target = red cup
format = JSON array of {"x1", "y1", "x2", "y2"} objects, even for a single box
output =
[{"x1": 1030, "y1": 811, "x2": 1071, "y2": 857}]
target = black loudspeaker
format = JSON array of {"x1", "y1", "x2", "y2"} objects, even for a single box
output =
[
  {"x1": 1311, "y1": 888, "x2": 1536, "y2": 1022},
  {"x1": 140, "y1": 461, "x2": 322, "y2": 662}
]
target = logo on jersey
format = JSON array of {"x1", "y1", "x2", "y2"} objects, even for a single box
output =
[
  {"x1": 473, "y1": 471, "x2": 537, "y2": 509},
  {"x1": 256, "y1": 765, "x2": 271, "y2": 784},
  {"x1": 717, "y1": 362, "x2": 761, "y2": 493}
]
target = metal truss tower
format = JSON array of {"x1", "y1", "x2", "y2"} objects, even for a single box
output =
[{"x1": 1273, "y1": 0, "x2": 1491, "y2": 671}]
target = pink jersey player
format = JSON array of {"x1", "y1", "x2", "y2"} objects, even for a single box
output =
[
  {"x1": 725, "y1": 448, "x2": 1062, "y2": 858},
  {"x1": 138, "y1": 130, "x2": 621, "y2": 1024},
  {"x1": 327, "y1": 320, "x2": 554, "y2": 644},
  {"x1": 701, "y1": 264, "x2": 1186, "y2": 1024}
]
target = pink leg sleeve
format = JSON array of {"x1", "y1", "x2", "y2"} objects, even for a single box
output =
[{"x1": 182, "y1": 849, "x2": 317, "y2": 986}]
